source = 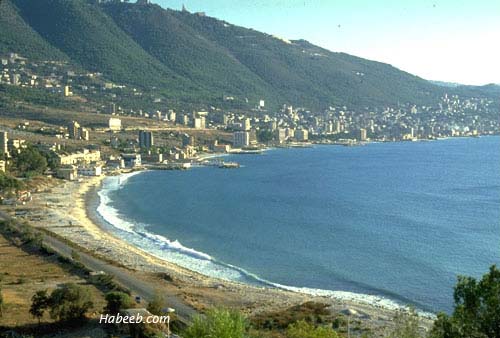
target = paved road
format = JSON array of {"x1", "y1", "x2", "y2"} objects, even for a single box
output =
[{"x1": 0, "y1": 211, "x2": 196, "y2": 323}]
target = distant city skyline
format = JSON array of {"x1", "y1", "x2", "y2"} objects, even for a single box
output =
[{"x1": 155, "y1": 0, "x2": 500, "y2": 86}]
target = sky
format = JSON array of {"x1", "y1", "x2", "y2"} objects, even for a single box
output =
[{"x1": 155, "y1": 0, "x2": 500, "y2": 86}]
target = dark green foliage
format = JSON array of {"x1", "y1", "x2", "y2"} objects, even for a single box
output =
[
  {"x1": 30, "y1": 290, "x2": 50, "y2": 323},
  {"x1": 0, "y1": 171, "x2": 23, "y2": 191},
  {"x1": 101, "y1": 3, "x2": 273, "y2": 102},
  {"x1": 257, "y1": 130, "x2": 274, "y2": 143},
  {"x1": 0, "y1": 0, "x2": 67, "y2": 60},
  {"x1": 48, "y1": 283, "x2": 93, "y2": 322},
  {"x1": 104, "y1": 291, "x2": 132, "y2": 314},
  {"x1": 11, "y1": 0, "x2": 194, "y2": 94},
  {"x1": 13, "y1": 146, "x2": 48, "y2": 177},
  {"x1": 430, "y1": 265, "x2": 500, "y2": 338}
]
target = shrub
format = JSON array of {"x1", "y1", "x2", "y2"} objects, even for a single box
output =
[
  {"x1": 286, "y1": 320, "x2": 338, "y2": 338},
  {"x1": 105, "y1": 291, "x2": 132, "y2": 314},
  {"x1": 183, "y1": 308, "x2": 247, "y2": 338}
]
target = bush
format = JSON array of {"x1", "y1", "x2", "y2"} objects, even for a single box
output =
[
  {"x1": 146, "y1": 291, "x2": 167, "y2": 316},
  {"x1": 387, "y1": 308, "x2": 424, "y2": 338},
  {"x1": 105, "y1": 291, "x2": 132, "y2": 314},
  {"x1": 183, "y1": 308, "x2": 247, "y2": 338},
  {"x1": 286, "y1": 320, "x2": 338, "y2": 338}
]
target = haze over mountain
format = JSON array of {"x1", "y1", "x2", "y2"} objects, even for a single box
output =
[{"x1": 1, "y1": 0, "x2": 499, "y2": 109}]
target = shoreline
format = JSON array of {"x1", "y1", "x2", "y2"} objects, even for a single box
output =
[
  {"x1": 20, "y1": 171, "x2": 436, "y2": 332},
  {"x1": 92, "y1": 171, "x2": 425, "y2": 311}
]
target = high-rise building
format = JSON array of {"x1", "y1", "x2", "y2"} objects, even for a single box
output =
[
  {"x1": 80, "y1": 128, "x2": 90, "y2": 141},
  {"x1": 194, "y1": 117, "x2": 206, "y2": 129},
  {"x1": 139, "y1": 130, "x2": 154, "y2": 149},
  {"x1": 359, "y1": 128, "x2": 367, "y2": 141},
  {"x1": 233, "y1": 131, "x2": 250, "y2": 148},
  {"x1": 109, "y1": 103, "x2": 116, "y2": 115},
  {"x1": 295, "y1": 129, "x2": 309, "y2": 142},
  {"x1": 277, "y1": 128, "x2": 287, "y2": 144},
  {"x1": 0, "y1": 132, "x2": 9, "y2": 157},
  {"x1": 243, "y1": 118, "x2": 251, "y2": 131},
  {"x1": 68, "y1": 121, "x2": 81, "y2": 139}
]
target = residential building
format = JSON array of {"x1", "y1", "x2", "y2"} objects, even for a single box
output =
[
  {"x1": 359, "y1": 128, "x2": 367, "y2": 141},
  {"x1": 56, "y1": 149, "x2": 101, "y2": 166},
  {"x1": 138, "y1": 130, "x2": 154, "y2": 149},
  {"x1": 56, "y1": 166, "x2": 78, "y2": 181},
  {"x1": 78, "y1": 165, "x2": 102, "y2": 177},
  {"x1": 122, "y1": 153, "x2": 141, "y2": 168},
  {"x1": 295, "y1": 129, "x2": 309, "y2": 142},
  {"x1": 194, "y1": 117, "x2": 206, "y2": 129},
  {"x1": 0, "y1": 132, "x2": 9, "y2": 157},
  {"x1": 233, "y1": 131, "x2": 250, "y2": 148},
  {"x1": 68, "y1": 121, "x2": 80, "y2": 139},
  {"x1": 277, "y1": 128, "x2": 287, "y2": 144},
  {"x1": 109, "y1": 117, "x2": 122, "y2": 131}
]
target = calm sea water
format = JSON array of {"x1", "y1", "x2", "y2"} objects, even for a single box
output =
[{"x1": 99, "y1": 136, "x2": 500, "y2": 313}]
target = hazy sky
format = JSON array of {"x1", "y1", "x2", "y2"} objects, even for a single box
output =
[{"x1": 155, "y1": 0, "x2": 499, "y2": 85}]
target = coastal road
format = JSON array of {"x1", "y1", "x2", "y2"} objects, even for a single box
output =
[{"x1": 0, "y1": 211, "x2": 197, "y2": 323}]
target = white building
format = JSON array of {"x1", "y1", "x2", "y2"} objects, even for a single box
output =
[{"x1": 109, "y1": 117, "x2": 122, "y2": 131}]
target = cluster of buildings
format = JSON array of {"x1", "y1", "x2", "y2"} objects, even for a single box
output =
[
  {"x1": 0, "y1": 131, "x2": 27, "y2": 171},
  {"x1": 68, "y1": 121, "x2": 90, "y2": 141}
]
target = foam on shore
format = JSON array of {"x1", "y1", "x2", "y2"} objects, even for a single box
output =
[{"x1": 96, "y1": 171, "x2": 435, "y2": 319}]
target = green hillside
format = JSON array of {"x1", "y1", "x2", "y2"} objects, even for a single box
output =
[
  {"x1": 100, "y1": 3, "x2": 277, "y2": 104},
  {"x1": 0, "y1": 0, "x2": 67, "y2": 60},
  {"x1": 10, "y1": 0, "x2": 200, "y2": 97},
  {"x1": 0, "y1": 0, "x2": 497, "y2": 110},
  {"x1": 172, "y1": 12, "x2": 446, "y2": 108}
]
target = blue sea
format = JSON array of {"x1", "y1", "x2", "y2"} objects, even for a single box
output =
[{"x1": 97, "y1": 136, "x2": 500, "y2": 313}]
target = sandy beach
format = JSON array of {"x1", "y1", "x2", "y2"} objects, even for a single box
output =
[{"x1": 20, "y1": 172, "x2": 434, "y2": 334}]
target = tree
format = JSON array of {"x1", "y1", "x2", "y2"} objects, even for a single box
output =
[
  {"x1": 14, "y1": 147, "x2": 48, "y2": 177},
  {"x1": 430, "y1": 265, "x2": 500, "y2": 338},
  {"x1": 48, "y1": 283, "x2": 93, "y2": 322},
  {"x1": 286, "y1": 320, "x2": 338, "y2": 338},
  {"x1": 0, "y1": 171, "x2": 22, "y2": 191},
  {"x1": 30, "y1": 290, "x2": 49, "y2": 324},
  {"x1": 183, "y1": 308, "x2": 247, "y2": 338},
  {"x1": 105, "y1": 291, "x2": 132, "y2": 314}
]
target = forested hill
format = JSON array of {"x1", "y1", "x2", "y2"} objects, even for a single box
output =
[{"x1": 1, "y1": 0, "x2": 498, "y2": 109}]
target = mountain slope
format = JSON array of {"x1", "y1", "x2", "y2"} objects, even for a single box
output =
[
  {"x1": 0, "y1": 0, "x2": 495, "y2": 110},
  {"x1": 172, "y1": 11, "x2": 446, "y2": 108},
  {"x1": 10, "y1": 0, "x2": 200, "y2": 96},
  {"x1": 0, "y1": 0, "x2": 67, "y2": 60},
  {"x1": 100, "y1": 3, "x2": 277, "y2": 103}
]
